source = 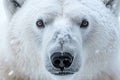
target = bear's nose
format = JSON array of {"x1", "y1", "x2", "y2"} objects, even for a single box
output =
[{"x1": 51, "y1": 52, "x2": 73, "y2": 71}]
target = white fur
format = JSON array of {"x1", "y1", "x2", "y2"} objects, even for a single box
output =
[{"x1": 0, "y1": 0, "x2": 120, "y2": 80}]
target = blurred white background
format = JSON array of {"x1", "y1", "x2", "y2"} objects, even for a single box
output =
[{"x1": 0, "y1": 0, "x2": 7, "y2": 25}]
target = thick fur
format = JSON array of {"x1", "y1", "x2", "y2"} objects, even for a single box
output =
[{"x1": 0, "y1": 0, "x2": 120, "y2": 80}]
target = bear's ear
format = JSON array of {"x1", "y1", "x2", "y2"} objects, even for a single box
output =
[
  {"x1": 4, "y1": 0, "x2": 26, "y2": 19},
  {"x1": 101, "y1": 0, "x2": 120, "y2": 16}
]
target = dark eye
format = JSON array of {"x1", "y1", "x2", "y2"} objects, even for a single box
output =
[
  {"x1": 36, "y1": 19, "x2": 45, "y2": 28},
  {"x1": 80, "y1": 19, "x2": 89, "y2": 28}
]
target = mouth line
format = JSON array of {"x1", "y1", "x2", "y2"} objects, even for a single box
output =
[{"x1": 52, "y1": 71, "x2": 74, "y2": 76}]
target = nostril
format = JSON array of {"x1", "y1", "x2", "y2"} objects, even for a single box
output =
[
  {"x1": 53, "y1": 58, "x2": 61, "y2": 68},
  {"x1": 51, "y1": 52, "x2": 73, "y2": 71},
  {"x1": 63, "y1": 58, "x2": 72, "y2": 68}
]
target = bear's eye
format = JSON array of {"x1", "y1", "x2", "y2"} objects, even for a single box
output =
[
  {"x1": 36, "y1": 19, "x2": 45, "y2": 28},
  {"x1": 80, "y1": 19, "x2": 89, "y2": 28}
]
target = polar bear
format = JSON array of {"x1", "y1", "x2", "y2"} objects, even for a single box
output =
[{"x1": 0, "y1": 0, "x2": 120, "y2": 80}]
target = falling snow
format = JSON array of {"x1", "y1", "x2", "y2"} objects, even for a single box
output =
[{"x1": 8, "y1": 70, "x2": 14, "y2": 76}]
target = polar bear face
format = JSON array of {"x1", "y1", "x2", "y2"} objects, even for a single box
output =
[{"x1": 4, "y1": 0, "x2": 120, "y2": 79}]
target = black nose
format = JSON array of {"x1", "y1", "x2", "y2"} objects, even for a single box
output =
[{"x1": 51, "y1": 52, "x2": 73, "y2": 71}]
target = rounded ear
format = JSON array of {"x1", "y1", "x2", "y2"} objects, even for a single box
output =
[
  {"x1": 4, "y1": 0, "x2": 26, "y2": 19},
  {"x1": 101, "y1": 0, "x2": 120, "y2": 17}
]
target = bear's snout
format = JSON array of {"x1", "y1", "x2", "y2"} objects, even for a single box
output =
[{"x1": 51, "y1": 52, "x2": 74, "y2": 71}]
